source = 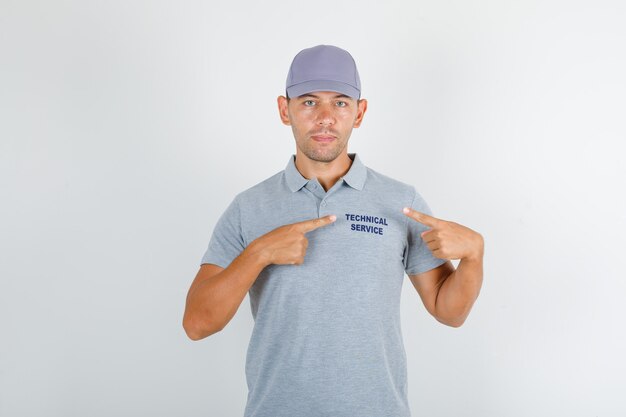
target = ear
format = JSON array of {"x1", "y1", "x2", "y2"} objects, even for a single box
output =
[
  {"x1": 277, "y1": 95, "x2": 291, "y2": 126},
  {"x1": 353, "y1": 98, "x2": 368, "y2": 128}
]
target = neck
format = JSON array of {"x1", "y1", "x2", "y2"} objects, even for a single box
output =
[{"x1": 294, "y1": 150, "x2": 353, "y2": 192}]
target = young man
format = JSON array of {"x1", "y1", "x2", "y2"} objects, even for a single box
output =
[{"x1": 183, "y1": 44, "x2": 484, "y2": 417}]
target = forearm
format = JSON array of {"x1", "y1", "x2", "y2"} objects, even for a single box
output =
[
  {"x1": 185, "y1": 242, "x2": 269, "y2": 339},
  {"x1": 435, "y1": 254, "x2": 483, "y2": 327}
]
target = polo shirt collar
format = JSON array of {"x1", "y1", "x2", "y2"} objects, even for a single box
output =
[{"x1": 285, "y1": 152, "x2": 367, "y2": 192}]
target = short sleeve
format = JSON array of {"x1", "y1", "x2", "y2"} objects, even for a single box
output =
[
  {"x1": 403, "y1": 188, "x2": 447, "y2": 275},
  {"x1": 200, "y1": 195, "x2": 246, "y2": 268}
]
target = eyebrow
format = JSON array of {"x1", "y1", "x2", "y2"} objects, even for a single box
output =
[{"x1": 297, "y1": 93, "x2": 352, "y2": 100}]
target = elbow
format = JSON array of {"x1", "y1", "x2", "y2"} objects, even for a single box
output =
[
  {"x1": 182, "y1": 316, "x2": 202, "y2": 340},
  {"x1": 183, "y1": 325, "x2": 205, "y2": 341},
  {"x1": 434, "y1": 313, "x2": 467, "y2": 328},
  {"x1": 436, "y1": 317, "x2": 464, "y2": 328},
  {"x1": 183, "y1": 315, "x2": 223, "y2": 341},
  {"x1": 434, "y1": 300, "x2": 476, "y2": 328},
  {"x1": 445, "y1": 318, "x2": 465, "y2": 328}
]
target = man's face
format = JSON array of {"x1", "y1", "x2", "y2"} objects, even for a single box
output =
[{"x1": 277, "y1": 91, "x2": 367, "y2": 163}]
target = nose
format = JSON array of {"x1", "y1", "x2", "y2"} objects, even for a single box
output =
[{"x1": 316, "y1": 103, "x2": 335, "y2": 126}]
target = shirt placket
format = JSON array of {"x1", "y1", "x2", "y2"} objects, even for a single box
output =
[{"x1": 303, "y1": 177, "x2": 345, "y2": 218}]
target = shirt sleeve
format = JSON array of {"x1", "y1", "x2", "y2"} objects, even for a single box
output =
[
  {"x1": 200, "y1": 195, "x2": 246, "y2": 268},
  {"x1": 403, "y1": 188, "x2": 447, "y2": 275}
]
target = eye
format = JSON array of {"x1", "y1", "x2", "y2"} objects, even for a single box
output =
[
  {"x1": 336, "y1": 101, "x2": 347, "y2": 107},
  {"x1": 304, "y1": 100, "x2": 315, "y2": 106}
]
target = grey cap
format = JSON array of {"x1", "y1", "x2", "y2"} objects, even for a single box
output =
[{"x1": 286, "y1": 44, "x2": 361, "y2": 100}]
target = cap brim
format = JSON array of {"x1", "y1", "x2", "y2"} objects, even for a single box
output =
[{"x1": 287, "y1": 80, "x2": 360, "y2": 100}]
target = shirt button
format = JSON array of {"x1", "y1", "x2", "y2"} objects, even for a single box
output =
[
  {"x1": 312, "y1": 184, "x2": 317, "y2": 189},
  {"x1": 321, "y1": 201, "x2": 327, "y2": 206}
]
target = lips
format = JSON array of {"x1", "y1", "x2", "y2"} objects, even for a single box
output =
[{"x1": 312, "y1": 134, "x2": 336, "y2": 142}]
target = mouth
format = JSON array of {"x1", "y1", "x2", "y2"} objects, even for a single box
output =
[{"x1": 311, "y1": 134, "x2": 336, "y2": 142}]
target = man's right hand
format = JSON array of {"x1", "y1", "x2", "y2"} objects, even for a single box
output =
[
  {"x1": 183, "y1": 214, "x2": 337, "y2": 340},
  {"x1": 250, "y1": 214, "x2": 337, "y2": 267}
]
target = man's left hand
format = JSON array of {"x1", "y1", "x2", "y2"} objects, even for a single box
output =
[{"x1": 402, "y1": 207, "x2": 484, "y2": 261}]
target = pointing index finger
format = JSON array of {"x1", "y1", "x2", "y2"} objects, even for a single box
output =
[
  {"x1": 402, "y1": 207, "x2": 439, "y2": 227},
  {"x1": 297, "y1": 214, "x2": 337, "y2": 233}
]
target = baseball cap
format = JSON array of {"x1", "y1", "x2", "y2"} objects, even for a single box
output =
[{"x1": 285, "y1": 44, "x2": 361, "y2": 100}]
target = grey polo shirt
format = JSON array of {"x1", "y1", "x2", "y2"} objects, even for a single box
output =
[{"x1": 200, "y1": 152, "x2": 446, "y2": 417}]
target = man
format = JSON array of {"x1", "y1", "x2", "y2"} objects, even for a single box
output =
[{"x1": 183, "y1": 44, "x2": 484, "y2": 417}]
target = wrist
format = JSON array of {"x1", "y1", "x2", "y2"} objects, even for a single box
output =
[
  {"x1": 463, "y1": 234, "x2": 484, "y2": 263},
  {"x1": 244, "y1": 239, "x2": 271, "y2": 269}
]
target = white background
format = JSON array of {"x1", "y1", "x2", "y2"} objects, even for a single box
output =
[{"x1": 1, "y1": 1, "x2": 625, "y2": 416}]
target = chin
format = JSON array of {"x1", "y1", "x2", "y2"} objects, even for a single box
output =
[
  {"x1": 297, "y1": 140, "x2": 346, "y2": 162},
  {"x1": 308, "y1": 150, "x2": 342, "y2": 163}
]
